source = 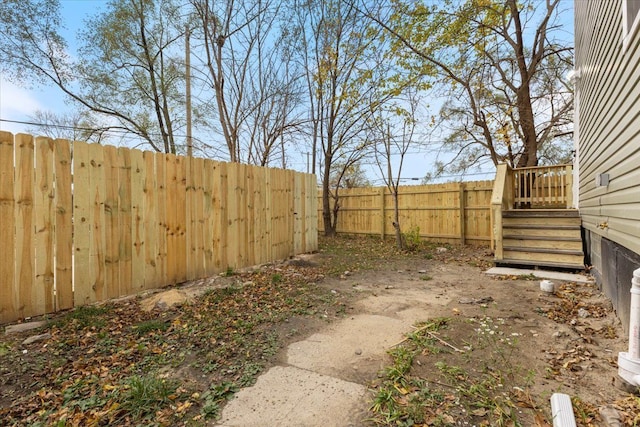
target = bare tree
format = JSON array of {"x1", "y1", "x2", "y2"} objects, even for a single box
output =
[
  {"x1": 372, "y1": 88, "x2": 421, "y2": 249},
  {"x1": 1, "y1": 0, "x2": 188, "y2": 153},
  {"x1": 26, "y1": 110, "x2": 110, "y2": 143},
  {"x1": 79, "y1": 0, "x2": 186, "y2": 153},
  {"x1": 242, "y1": 28, "x2": 305, "y2": 166},
  {"x1": 190, "y1": 0, "x2": 301, "y2": 164},
  {"x1": 288, "y1": 0, "x2": 389, "y2": 236}
]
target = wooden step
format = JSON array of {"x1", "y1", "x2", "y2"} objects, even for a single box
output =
[
  {"x1": 503, "y1": 236, "x2": 583, "y2": 251},
  {"x1": 503, "y1": 216, "x2": 581, "y2": 227},
  {"x1": 502, "y1": 227, "x2": 581, "y2": 238},
  {"x1": 502, "y1": 248, "x2": 584, "y2": 266},
  {"x1": 503, "y1": 209, "x2": 579, "y2": 218},
  {"x1": 503, "y1": 246, "x2": 583, "y2": 256},
  {"x1": 497, "y1": 258, "x2": 585, "y2": 271}
]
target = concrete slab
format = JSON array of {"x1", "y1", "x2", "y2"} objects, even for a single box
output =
[
  {"x1": 485, "y1": 267, "x2": 594, "y2": 284},
  {"x1": 4, "y1": 320, "x2": 47, "y2": 335},
  {"x1": 286, "y1": 314, "x2": 407, "y2": 381},
  {"x1": 354, "y1": 289, "x2": 452, "y2": 318},
  {"x1": 216, "y1": 365, "x2": 367, "y2": 427}
]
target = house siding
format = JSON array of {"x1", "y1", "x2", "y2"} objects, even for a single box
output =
[
  {"x1": 576, "y1": 1, "x2": 640, "y2": 250},
  {"x1": 575, "y1": 0, "x2": 640, "y2": 331}
]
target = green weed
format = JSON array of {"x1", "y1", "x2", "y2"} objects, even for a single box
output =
[
  {"x1": 370, "y1": 316, "x2": 532, "y2": 427},
  {"x1": 54, "y1": 305, "x2": 109, "y2": 329},
  {"x1": 201, "y1": 381, "x2": 238, "y2": 420},
  {"x1": 0, "y1": 342, "x2": 10, "y2": 356},
  {"x1": 134, "y1": 319, "x2": 168, "y2": 335},
  {"x1": 118, "y1": 374, "x2": 178, "y2": 420}
]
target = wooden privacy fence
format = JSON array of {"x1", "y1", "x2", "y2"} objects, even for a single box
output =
[
  {"x1": 0, "y1": 132, "x2": 317, "y2": 324},
  {"x1": 318, "y1": 181, "x2": 494, "y2": 244}
]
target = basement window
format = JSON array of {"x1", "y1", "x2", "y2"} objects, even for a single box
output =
[{"x1": 623, "y1": 0, "x2": 640, "y2": 50}]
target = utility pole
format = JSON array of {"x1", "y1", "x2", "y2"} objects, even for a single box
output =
[{"x1": 186, "y1": 25, "x2": 193, "y2": 157}]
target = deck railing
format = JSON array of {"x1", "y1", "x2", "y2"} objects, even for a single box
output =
[{"x1": 513, "y1": 164, "x2": 573, "y2": 208}]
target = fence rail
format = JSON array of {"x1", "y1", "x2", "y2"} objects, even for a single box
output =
[
  {"x1": 0, "y1": 132, "x2": 317, "y2": 324},
  {"x1": 318, "y1": 181, "x2": 494, "y2": 244}
]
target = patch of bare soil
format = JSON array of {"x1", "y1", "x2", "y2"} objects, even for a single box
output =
[{"x1": 312, "y1": 237, "x2": 639, "y2": 426}]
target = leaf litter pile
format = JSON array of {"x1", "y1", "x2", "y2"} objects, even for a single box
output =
[{"x1": 0, "y1": 262, "x2": 342, "y2": 426}]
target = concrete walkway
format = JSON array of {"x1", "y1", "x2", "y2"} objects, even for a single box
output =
[
  {"x1": 216, "y1": 266, "x2": 590, "y2": 426},
  {"x1": 216, "y1": 274, "x2": 453, "y2": 426}
]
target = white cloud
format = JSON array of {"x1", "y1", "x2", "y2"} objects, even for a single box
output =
[
  {"x1": 0, "y1": 79, "x2": 44, "y2": 116},
  {"x1": 0, "y1": 78, "x2": 46, "y2": 134}
]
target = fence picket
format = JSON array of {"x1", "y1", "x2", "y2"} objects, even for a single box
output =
[
  {"x1": 155, "y1": 153, "x2": 167, "y2": 286},
  {"x1": 34, "y1": 137, "x2": 55, "y2": 315},
  {"x1": 193, "y1": 157, "x2": 205, "y2": 278},
  {"x1": 73, "y1": 142, "x2": 91, "y2": 305},
  {"x1": 175, "y1": 155, "x2": 187, "y2": 283},
  {"x1": 0, "y1": 132, "x2": 16, "y2": 323},
  {"x1": 54, "y1": 139, "x2": 73, "y2": 310},
  {"x1": 164, "y1": 154, "x2": 177, "y2": 285},
  {"x1": 202, "y1": 159, "x2": 215, "y2": 275},
  {"x1": 131, "y1": 149, "x2": 145, "y2": 291},
  {"x1": 117, "y1": 148, "x2": 132, "y2": 296},
  {"x1": 143, "y1": 151, "x2": 158, "y2": 289},
  {"x1": 104, "y1": 145, "x2": 120, "y2": 299},
  {"x1": 89, "y1": 143, "x2": 106, "y2": 302},
  {"x1": 15, "y1": 134, "x2": 35, "y2": 318}
]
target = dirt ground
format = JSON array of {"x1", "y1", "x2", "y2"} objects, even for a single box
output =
[
  {"x1": 2, "y1": 236, "x2": 639, "y2": 426},
  {"x1": 296, "y1": 239, "x2": 639, "y2": 426}
]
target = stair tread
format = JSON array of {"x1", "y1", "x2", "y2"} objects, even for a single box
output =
[
  {"x1": 503, "y1": 235, "x2": 582, "y2": 242},
  {"x1": 503, "y1": 246, "x2": 583, "y2": 256},
  {"x1": 496, "y1": 258, "x2": 585, "y2": 270},
  {"x1": 504, "y1": 209, "x2": 579, "y2": 218},
  {"x1": 502, "y1": 224, "x2": 580, "y2": 230}
]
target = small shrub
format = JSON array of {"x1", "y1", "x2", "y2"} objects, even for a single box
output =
[{"x1": 402, "y1": 226, "x2": 422, "y2": 251}]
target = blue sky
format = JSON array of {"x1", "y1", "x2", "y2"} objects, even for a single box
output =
[
  {"x1": 0, "y1": 0, "x2": 575, "y2": 183},
  {"x1": 0, "y1": 0, "x2": 105, "y2": 134}
]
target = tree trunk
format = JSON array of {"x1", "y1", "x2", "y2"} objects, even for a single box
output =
[
  {"x1": 515, "y1": 87, "x2": 538, "y2": 167},
  {"x1": 392, "y1": 191, "x2": 403, "y2": 249},
  {"x1": 322, "y1": 157, "x2": 336, "y2": 237}
]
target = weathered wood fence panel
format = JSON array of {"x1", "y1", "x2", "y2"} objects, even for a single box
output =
[
  {"x1": 0, "y1": 131, "x2": 317, "y2": 324},
  {"x1": 318, "y1": 181, "x2": 493, "y2": 245}
]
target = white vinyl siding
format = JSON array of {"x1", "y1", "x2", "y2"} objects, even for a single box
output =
[{"x1": 575, "y1": 0, "x2": 640, "y2": 255}]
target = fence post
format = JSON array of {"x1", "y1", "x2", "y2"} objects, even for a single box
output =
[
  {"x1": 459, "y1": 183, "x2": 466, "y2": 245},
  {"x1": 565, "y1": 164, "x2": 574, "y2": 209},
  {"x1": 380, "y1": 187, "x2": 385, "y2": 240}
]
